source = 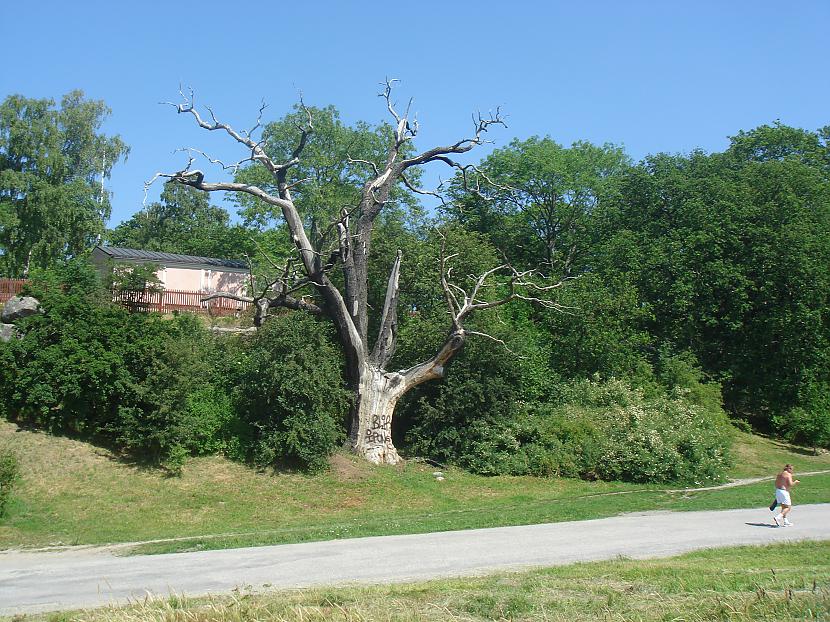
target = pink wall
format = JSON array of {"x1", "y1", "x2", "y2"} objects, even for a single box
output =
[{"x1": 158, "y1": 267, "x2": 248, "y2": 295}]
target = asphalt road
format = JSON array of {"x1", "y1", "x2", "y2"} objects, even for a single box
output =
[{"x1": 2, "y1": 504, "x2": 829, "y2": 615}]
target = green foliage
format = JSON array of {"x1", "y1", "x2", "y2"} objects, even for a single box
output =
[
  {"x1": 446, "y1": 136, "x2": 630, "y2": 274},
  {"x1": 776, "y1": 380, "x2": 830, "y2": 450},
  {"x1": 107, "y1": 261, "x2": 163, "y2": 293},
  {"x1": 111, "y1": 314, "x2": 223, "y2": 469},
  {"x1": 230, "y1": 314, "x2": 351, "y2": 472},
  {"x1": 654, "y1": 348, "x2": 724, "y2": 415},
  {"x1": 0, "y1": 259, "x2": 352, "y2": 473},
  {"x1": 593, "y1": 124, "x2": 830, "y2": 426},
  {"x1": 535, "y1": 378, "x2": 732, "y2": 484},
  {"x1": 0, "y1": 260, "x2": 224, "y2": 468},
  {"x1": 108, "y1": 181, "x2": 255, "y2": 259},
  {"x1": 105, "y1": 261, "x2": 164, "y2": 313},
  {"x1": 541, "y1": 272, "x2": 653, "y2": 381},
  {"x1": 779, "y1": 407, "x2": 830, "y2": 451},
  {"x1": 234, "y1": 105, "x2": 420, "y2": 231},
  {"x1": 403, "y1": 343, "x2": 732, "y2": 483},
  {"x1": 0, "y1": 446, "x2": 20, "y2": 517},
  {"x1": 0, "y1": 91, "x2": 128, "y2": 277},
  {"x1": 400, "y1": 328, "x2": 543, "y2": 476},
  {"x1": 181, "y1": 386, "x2": 236, "y2": 456}
]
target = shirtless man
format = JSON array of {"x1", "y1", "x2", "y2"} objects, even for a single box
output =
[{"x1": 772, "y1": 464, "x2": 800, "y2": 527}]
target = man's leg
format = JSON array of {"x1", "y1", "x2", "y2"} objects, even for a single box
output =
[{"x1": 781, "y1": 504, "x2": 792, "y2": 525}]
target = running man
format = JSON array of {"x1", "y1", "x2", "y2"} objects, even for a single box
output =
[{"x1": 772, "y1": 464, "x2": 800, "y2": 527}]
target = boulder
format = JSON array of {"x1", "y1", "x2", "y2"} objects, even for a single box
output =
[
  {"x1": 1, "y1": 296, "x2": 40, "y2": 323},
  {"x1": 0, "y1": 323, "x2": 16, "y2": 342}
]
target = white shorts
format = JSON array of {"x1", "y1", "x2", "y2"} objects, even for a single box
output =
[{"x1": 775, "y1": 488, "x2": 792, "y2": 506}]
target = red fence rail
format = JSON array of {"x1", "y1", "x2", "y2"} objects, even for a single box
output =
[
  {"x1": 0, "y1": 279, "x2": 250, "y2": 317},
  {"x1": 0, "y1": 279, "x2": 26, "y2": 305}
]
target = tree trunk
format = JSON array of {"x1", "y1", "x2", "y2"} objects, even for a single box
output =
[
  {"x1": 348, "y1": 331, "x2": 467, "y2": 465},
  {"x1": 349, "y1": 363, "x2": 408, "y2": 464}
]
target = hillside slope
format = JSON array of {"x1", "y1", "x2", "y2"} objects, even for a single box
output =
[{"x1": 1, "y1": 420, "x2": 828, "y2": 553}]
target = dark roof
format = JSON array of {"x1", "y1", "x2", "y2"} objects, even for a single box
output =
[{"x1": 95, "y1": 246, "x2": 248, "y2": 270}]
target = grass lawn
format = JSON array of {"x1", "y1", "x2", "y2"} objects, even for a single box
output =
[
  {"x1": 1, "y1": 421, "x2": 829, "y2": 554},
  {"x1": 22, "y1": 541, "x2": 830, "y2": 621}
]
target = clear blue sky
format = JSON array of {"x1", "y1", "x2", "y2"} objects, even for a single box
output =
[{"x1": 2, "y1": 1, "x2": 828, "y2": 227}]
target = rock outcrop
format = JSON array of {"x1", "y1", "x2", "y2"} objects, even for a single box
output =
[
  {"x1": 1, "y1": 295, "x2": 40, "y2": 341},
  {"x1": 1, "y1": 296, "x2": 40, "y2": 323}
]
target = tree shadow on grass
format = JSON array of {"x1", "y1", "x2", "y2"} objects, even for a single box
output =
[
  {"x1": 754, "y1": 432, "x2": 821, "y2": 457},
  {"x1": 7, "y1": 419, "x2": 179, "y2": 476}
]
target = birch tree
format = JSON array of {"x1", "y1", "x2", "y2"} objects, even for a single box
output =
[{"x1": 0, "y1": 92, "x2": 128, "y2": 277}]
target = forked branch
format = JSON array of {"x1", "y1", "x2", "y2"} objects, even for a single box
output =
[{"x1": 437, "y1": 230, "x2": 573, "y2": 337}]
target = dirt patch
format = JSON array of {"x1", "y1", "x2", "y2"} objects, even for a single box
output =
[{"x1": 329, "y1": 453, "x2": 368, "y2": 482}]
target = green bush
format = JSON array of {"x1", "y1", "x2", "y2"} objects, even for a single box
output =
[
  {"x1": 777, "y1": 406, "x2": 830, "y2": 452},
  {"x1": 773, "y1": 380, "x2": 830, "y2": 451},
  {"x1": 399, "y1": 317, "x2": 549, "y2": 476},
  {"x1": 0, "y1": 447, "x2": 20, "y2": 517},
  {"x1": 230, "y1": 313, "x2": 351, "y2": 472},
  {"x1": 597, "y1": 388, "x2": 732, "y2": 483},
  {"x1": 0, "y1": 260, "x2": 229, "y2": 467},
  {"x1": 181, "y1": 386, "x2": 236, "y2": 456},
  {"x1": 405, "y1": 360, "x2": 732, "y2": 483},
  {"x1": 0, "y1": 260, "x2": 360, "y2": 474},
  {"x1": 546, "y1": 378, "x2": 733, "y2": 484}
]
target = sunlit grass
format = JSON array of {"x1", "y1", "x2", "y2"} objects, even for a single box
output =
[{"x1": 1, "y1": 420, "x2": 828, "y2": 554}]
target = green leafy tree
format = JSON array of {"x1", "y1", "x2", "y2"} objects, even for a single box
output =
[
  {"x1": 109, "y1": 181, "x2": 255, "y2": 259},
  {"x1": 446, "y1": 137, "x2": 630, "y2": 275},
  {"x1": 594, "y1": 124, "x2": 830, "y2": 427},
  {"x1": 0, "y1": 91, "x2": 128, "y2": 276},
  {"x1": 233, "y1": 104, "x2": 421, "y2": 233}
]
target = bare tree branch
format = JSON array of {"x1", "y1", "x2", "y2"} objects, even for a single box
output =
[
  {"x1": 437, "y1": 235, "x2": 572, "y2": 328},
  {"x1": 201, "y1": 292, "x2": 254, "y2": 304},
  {"x1": 401, "y1": 172, "x2": 446, "y2": 204},
  {"x1": 370, "y1": 250, "x2": 402, "y2": 367},
  {"x1": 162, "y1": 89, "x2": 304, "y2": 179},
  {"x1": 400, "y1": 108, "x2": 507, "y2": 170},
  {"x1": 174, "y1": 147, "x2": 256, "y2": 175},
  {"x1": 348, "y1": 155, "x2": 380, "y2": 177}
]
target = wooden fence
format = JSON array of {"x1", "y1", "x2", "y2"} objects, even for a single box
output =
[
  {"x1": 111, "y1": 288, "x2": 251, "y2": 316},
  {"x1": 0, "y1": 279, "x2": 26, "y2": 305},
  {"x1": 0, "y1": 279, "x2": 250, "y2": 316}
]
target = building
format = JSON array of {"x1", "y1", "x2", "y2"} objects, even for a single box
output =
[{"x1": 91, "y1": 246, "x2": 249, "y2": 296}]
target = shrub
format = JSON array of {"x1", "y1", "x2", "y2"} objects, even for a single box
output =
[
  {"x1": 0, "y1": 447, "x2": 20, "y2": 517},
  {"x1": 112, "y1": 314, "x2": 224, "y2": 465},
  {"x1": 230, "y1": 313, "x2": 351, "y2": 472},
  {"x1": 595, "y1": 386, "x2": 733, "y2": 483},
  {"x1": 406, "y1": 366, "x2": 732, "y2": 483},
  {"x1": 399, "y1": 317, "x2": 549, "y2": 475},
  {"x1": 0, "y1": 260, "x2": 229, "y2": 467},
  {"x1": 654, "y1": 348, "x2": 724, "y2": 415},
  {"x1": 181, "y1": 386, "x2": 236, "y2": 456},
  {"x1": 541, "y1": 377, "x2": 733, "y2": 484},
  {"x1": 775, "y1": 383, "x2": 830, "y2": 449}
]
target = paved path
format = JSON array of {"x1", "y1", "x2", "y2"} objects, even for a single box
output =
[{"x1": 2, "y1": 504, "x2": 829, "y2": 615}]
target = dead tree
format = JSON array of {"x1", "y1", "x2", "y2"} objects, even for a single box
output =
[{"x1": 152, "y1": 83, "x2": 565, "y2": 465}]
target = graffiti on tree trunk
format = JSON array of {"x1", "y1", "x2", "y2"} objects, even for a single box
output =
[{"x1": 364, "y1": 413, "x2": 394, "y2": 449}]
